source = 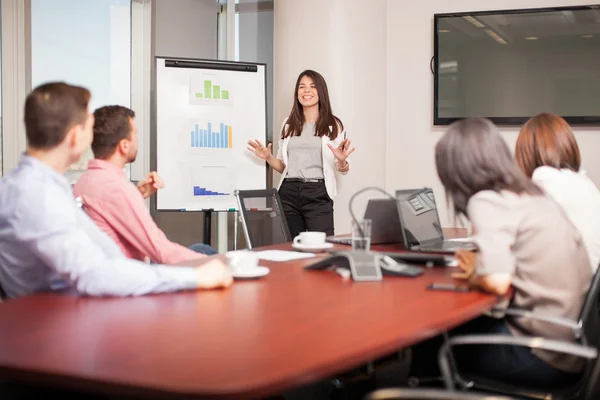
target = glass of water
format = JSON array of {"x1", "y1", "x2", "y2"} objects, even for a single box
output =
[{"x1": 352, "y1": 219, "x2": 372, "y2": 251}]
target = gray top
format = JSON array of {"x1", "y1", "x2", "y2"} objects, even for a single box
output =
[
  {"x1": 0, "y1": 155, "x2": 200, "y2": 299},
  {"x1": 286, "y1": 122, "x2": 324, "y2": 179},
  {"x1": 468, "y1": 190, "x2": 592, "y2": 373}
]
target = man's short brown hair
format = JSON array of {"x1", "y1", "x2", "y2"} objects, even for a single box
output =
[
  {"x1": 515, "y1": 113, "x2": 581, "y2": 178},
  {"x1": 24, "y1": 82, "x2": 91, "y2": 149},
  {"x1": 91, "y1": 105, "x2": 136, "y2": 159}
]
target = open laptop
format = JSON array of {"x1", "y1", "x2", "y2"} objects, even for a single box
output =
[
  {"x1": 395, "y1": 188, "x2": 476, "y2": 254},
  {"x1": 327, "y1": 198, "x2": 403, "y2": 245}
]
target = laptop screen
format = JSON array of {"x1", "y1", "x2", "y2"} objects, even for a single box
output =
[
  {"x1": 363, "y1": 198, "x2": 403, "y2": 244},
  {"x1": 396, "y1": 188, "x2": 444, "y2": 247}
]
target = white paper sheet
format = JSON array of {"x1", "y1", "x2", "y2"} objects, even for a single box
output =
[{"x1": 252, "y1": 250, "x2": 317, "y2": 262}]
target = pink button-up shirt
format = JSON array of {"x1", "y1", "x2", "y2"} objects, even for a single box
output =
[{"x1": 73, "y1": 160, "x2": 202, "y2": 264}]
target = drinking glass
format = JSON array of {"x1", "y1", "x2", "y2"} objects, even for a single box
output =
[{"x1": 352, "y1": 219, "x2": 372, "y2": 251}]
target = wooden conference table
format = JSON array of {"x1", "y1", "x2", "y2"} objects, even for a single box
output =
[{"x1": 0, "y1": 232, "x2": 500, "y2": 399}]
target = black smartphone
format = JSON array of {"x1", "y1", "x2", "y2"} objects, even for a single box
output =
[{"x1": 427, "y1": 283, "x2": 470, "y2": 292}]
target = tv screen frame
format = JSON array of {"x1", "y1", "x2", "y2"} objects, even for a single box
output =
[{"x1": 433, "y1": 5, "x2": 600, "y2": 126}]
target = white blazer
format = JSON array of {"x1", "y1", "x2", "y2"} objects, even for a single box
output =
[
  {"x1": 532, "y1": 166, "x2": 600, "y2": 272},
  {"x1": 275, "y1": 118, "x2": 349, "y2": 199}
]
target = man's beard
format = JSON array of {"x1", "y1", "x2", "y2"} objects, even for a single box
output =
[{"x1": 127, "y1": 149, "x2": 138, "y2": 163}]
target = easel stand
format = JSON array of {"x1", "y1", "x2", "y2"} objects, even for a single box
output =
[
  {"x1": 203, "y1": 209, "x2": 238, "y2": 252},
  {"x1": 203, "y1": 209, "x2": 214, "y2": 245}
]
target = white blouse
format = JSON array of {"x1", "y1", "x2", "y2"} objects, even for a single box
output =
[{"x1": 532, "y1": 166, "x2": 600, "y2": 272}]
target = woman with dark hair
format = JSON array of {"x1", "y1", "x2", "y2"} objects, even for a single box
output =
[
  {"x1": 411, "y1": 117, "x2": 591, "y2": 388},
  {"x1": 515, "y1": 112, "x2": 600, "y2": 272},
  {"x1": 248, "y1": 70, "x2": 354, "y2": 238}
]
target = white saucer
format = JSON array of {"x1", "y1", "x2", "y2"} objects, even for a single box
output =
[
  {"x1": 292, "y1": 242, "x2": 334, "y2": 252},
  {"x1": 231, "y1": 266, "x2": 270, "y2": 279}
]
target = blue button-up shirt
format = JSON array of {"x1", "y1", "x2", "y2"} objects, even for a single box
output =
[{"x1": 0, "y1": 156, "x2": 199, "y2": 298}]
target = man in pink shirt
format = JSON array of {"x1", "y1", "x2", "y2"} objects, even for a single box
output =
[{"x1": 74, "y1": 105, "x2": 216, "y2": 265}]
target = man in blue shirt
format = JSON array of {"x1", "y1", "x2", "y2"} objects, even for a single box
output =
[{"x1": 0, "y1": 82, "x2": 232, "y2": 298}]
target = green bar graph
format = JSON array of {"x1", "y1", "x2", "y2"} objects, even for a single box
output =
[
  {"x1": 191, "y1": 79, "x2": 230, "y2": 101},
  {"x1": 204, "y1": 80, "x2": 212, "y2": 99}
]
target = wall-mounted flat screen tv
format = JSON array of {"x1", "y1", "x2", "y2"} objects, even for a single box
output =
[{"x1": 434, "y1": 6, "x2": 600, "y2": 125}]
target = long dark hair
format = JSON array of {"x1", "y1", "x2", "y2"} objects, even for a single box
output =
[
  {"x1": 435, "y1": 117, "x2": 542, "y2": 217},
  {"x1": 281, "y1": 70, "x2": 343, "y2": 140}
]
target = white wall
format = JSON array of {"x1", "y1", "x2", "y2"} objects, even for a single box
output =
[
  {"x1": 386, "y1": 0, "x2": 600, "y2": 226},
  {"x1": 274, "y1": 0, "x2": 387, "y2": 234}
]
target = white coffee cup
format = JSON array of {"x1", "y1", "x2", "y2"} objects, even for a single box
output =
[
  {"x1": 293, "y1": 231, "x2": 326, "y2": 247},
  {"x1": 226, "y1": 250, "x2": 259, "y2": 272}
]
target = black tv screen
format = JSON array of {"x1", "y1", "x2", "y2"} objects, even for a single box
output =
[{"x1": 434, "y1": 6, "x2": 600, "y2": 125}]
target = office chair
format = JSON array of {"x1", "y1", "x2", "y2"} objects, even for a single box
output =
[
  {"x1": 365, "y1": 388, "x2": 515, "y2": 400},
  {"x1": 438, "y1": 262, "x2": 600, "y2": 400},
  {"x1": 234, "y1": 189, "x2": 291, "y2": 249}
]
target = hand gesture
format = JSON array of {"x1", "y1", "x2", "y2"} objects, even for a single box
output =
[
  {"x1": 327, "y1": 138, "x2": 355, "y2": 162},
  {"x1": 451, "y1": 250, "x2": 477, "y2": 280},
  {"x1": 247, "y1": 139, "x2": 272, "y2": 160},
  {"x1": 137, "y1": 171, "x2": 165, "y2": 199},
  {"x1": 196, "y1": 258, "x2": 233, "y2": 289}
]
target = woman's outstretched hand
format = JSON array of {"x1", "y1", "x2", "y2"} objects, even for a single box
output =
[
  {"x1": 327, "y1": 138, "x2": 355, "y2": 162},
  {"x1": 247, "y1": 139, "x2": 272, "y2": 160}
]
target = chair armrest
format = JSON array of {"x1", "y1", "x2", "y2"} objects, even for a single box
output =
[
  {"x1": 438, "y1": 334, "x2": 597, "y2": 390},
  {"x1": 365, "y1": 388, "x2": 514, "y2": 399},
  {"x1": 491, "y1": 307, "x2": 581, "y2": 337}
]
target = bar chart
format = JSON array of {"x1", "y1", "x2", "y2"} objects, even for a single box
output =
[
  {"x1": 191, "y1": 166, "x2": 234, "y2": 199},
  {"x1": 195, "y1": 79, "x2": 229, "y2": 100},
  {"x1": 193, "y1": 186, "x2": 228, "y2": 196},
  {"x1": 190, "y1": 123, "x2": 233, "y2": 149},
  {"x1": 189, "y1": 76, "x2": 232, "y2": 105}
]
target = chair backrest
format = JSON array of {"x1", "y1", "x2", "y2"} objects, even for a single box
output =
[
  {"x1": 579, "y1": 264, "x2": 600, "y2": 399},
  {"x1": 364, "y1": 388, "x2": 515, "y2": 400},
  {"x1": 584, "y1": 353, "x2": 600, "y2": 400},
  {"x1": 0, "y1": 265, "x2": 6, "y2": 300},
  {"x1": 578, "y1": 264, "x2": 600, "y2": 349},
  {"x1": 234, "y1": 189, "x2": 291, "y2": 249}
]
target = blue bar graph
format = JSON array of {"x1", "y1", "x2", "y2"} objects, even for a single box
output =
[
  {"x1": 190, "y1": 123, "x2": 232, "y2": 149},
  {"x1": 193, "y1": 186, "x2": 228, "y2": 196},
  {"x1": 220, "y1": 123, "x2": 228, "y2": 148}
]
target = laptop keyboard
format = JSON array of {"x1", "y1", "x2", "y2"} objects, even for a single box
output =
[
  {"x1": 326, "y1": 237, "x2": 352, "y2": 245},
  {"x1": 419, "y1": 240, "x2": 475, "y2": 252}
]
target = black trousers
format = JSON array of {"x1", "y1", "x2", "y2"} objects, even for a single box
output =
[{"x1": 279, "y1": 180, "x2": 334, "y2": 239}]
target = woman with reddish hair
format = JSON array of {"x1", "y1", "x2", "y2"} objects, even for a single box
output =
[{"x1": 515, "y1": 113, "x2": 600, "y2": 272}]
